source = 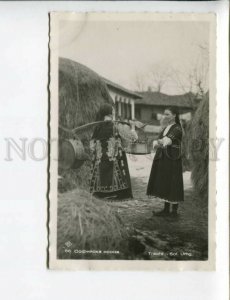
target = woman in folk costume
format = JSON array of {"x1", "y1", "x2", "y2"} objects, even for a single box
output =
[
  {"x1": 147, "y1": 107, "x2": 184, "y2": 216},
  {"x1": 89, "y1": 104, "x2": 137, "y2": 200}
]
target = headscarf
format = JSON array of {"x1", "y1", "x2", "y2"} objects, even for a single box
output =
[{"x1": 96, "y1": 103, "x2": 113, "y2": 121}]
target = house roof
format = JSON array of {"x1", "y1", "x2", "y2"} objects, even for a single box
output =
[
  {"x1": 135, "y1": 91, "x2": 198, "y2": 109},
  {"x1": 102, "y1": 77, "x2": 142, "y2": 99}
]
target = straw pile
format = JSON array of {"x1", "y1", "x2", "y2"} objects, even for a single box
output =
[
  {"x1": 181, "y1": 120, "x2": 192, "y2": 172},
  {"x1": 57, "y1": 189, "x2": 128, "y2": 259},
  {"x1": 58, "y1": 58, "x2": 113, "y2": 191},
  {"x1": 189, "y1": 93, "x2": 209, "y2": 200},
  {"x1": 59, "y1": 57, "x2": 113, "y2": 136}
]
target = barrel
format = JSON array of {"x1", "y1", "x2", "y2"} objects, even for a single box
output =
[{"x1": 59, "y1": 139, "x2": 88, "y2": 170}]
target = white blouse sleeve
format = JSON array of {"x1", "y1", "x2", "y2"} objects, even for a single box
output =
[
  {"x1": 162, "y1": 136, "x2": 172, "y2": 147},
  {"x1": 117, "y1": 124, "x2": 138, "y2": 142}
]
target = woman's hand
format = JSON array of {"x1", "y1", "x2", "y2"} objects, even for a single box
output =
[
  {"x1": 152, "y1": 141, "x2": 157, "y2": 149},
  {"x1": 158, "y1": 139, "x2": 164, "y2": 146},
  {"x1": 162, "y1": 136, "x2": 172, "y2": 147},
  {"x1": 153, "y1": 139, "x2": 163, "y2": 150},
  {"x1": 129, "y1": 120, "x2": 136, "y2": 131},
  {"x1": 152, "y1": 140, "x2": 159, "y2": 150}
]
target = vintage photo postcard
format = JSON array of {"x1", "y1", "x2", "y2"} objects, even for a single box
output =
[{"x1": 49, "y1": 12, "x2": 216, "y2": 270}]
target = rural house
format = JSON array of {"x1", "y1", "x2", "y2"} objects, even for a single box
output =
[
  {"x1": 135, "y1": 91, "x2": 200, "y2": 125},
  {"x1": 102, "y1": 78, "x2": 142, "y2": 120}
]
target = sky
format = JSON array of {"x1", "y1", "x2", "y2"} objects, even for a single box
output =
[{"x1": 59, "y1": 18, "x2": 209, "y2": 95}]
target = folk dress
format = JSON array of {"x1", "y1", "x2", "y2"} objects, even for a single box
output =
[
  {"x1": 89, "y1": 121, "x2": 136, "y2": 200},
  {"x1": 147, "y1": 123, "x2": 184, "y2": 203}
]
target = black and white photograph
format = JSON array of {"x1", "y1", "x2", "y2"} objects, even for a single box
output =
[
  {"x1": 0, "y1": 0, "x2": 228, "y2": 299},
  {"x1": 49, "y1": 12, "x2": 216, "y2": 270}
]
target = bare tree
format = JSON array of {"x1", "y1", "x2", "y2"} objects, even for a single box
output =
[
  {"x1": 192, "y1": 43, "x2": 209, "y2": 97},
  {"x1": 132, "y1": 42, "x2": 209, "y2": 98},
  {"x1": 148, "y1": 63, "x2": 172, "y2": 93},
  {"x1": 133, "y1": 73, "x2": 146, "y2": 92},
  {"x1": 133, "y1": 63, "x2": 173, "y2": 93},
  {"x1": 171, "y1": 43, "x2": 209, "y2": 98}
]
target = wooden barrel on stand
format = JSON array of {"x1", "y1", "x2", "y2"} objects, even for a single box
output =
[{"x1": 59, "y1": 139, "x2": 88, "y2": 170}]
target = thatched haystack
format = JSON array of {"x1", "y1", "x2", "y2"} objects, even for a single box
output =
[
  {"x1": 58, "y1": 58, "x2": 113, "y2": 191},
  {"x1": 181, "y1": 120, "x2": 192, "y2": 172},
  {"x1": 59, "y1": 57, "x2": 113, "y2": 136},
  {"x1": 57, "y1": 189, "x2": 129, "y2": 259},
  {"x1": 189, "y1": 93, "x2": 209, "y2": 200}
]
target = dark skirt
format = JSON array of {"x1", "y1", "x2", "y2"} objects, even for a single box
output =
[
  {"x1": 90, "y1": 151, "x2": 133, "y2": 200},
  {"x1": 147, "y1": 146, "x2": 184, "y2": 203}
]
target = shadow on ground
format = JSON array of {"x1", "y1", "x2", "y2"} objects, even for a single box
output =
[{"x1": 108, "y1": 175, "x2": 208, "y2": 261}]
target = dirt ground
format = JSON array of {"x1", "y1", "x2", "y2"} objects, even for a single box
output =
[
  {"x1": 108, "y1": 154, "x2": 208, "y2": 261},
  {"x1": 58, "y1": 153, "x2": 208, "y2": 261}
]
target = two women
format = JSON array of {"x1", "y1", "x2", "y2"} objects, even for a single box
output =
[
  {"x1": 89, "y1": 104, "x2": 184, "y2": 215},
  {"x1": 147, "y1": 107, "x2": 184, "y2": 216},
  {"x1": 89, "y1": 104, "x2": 137, "y2": 200}
]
